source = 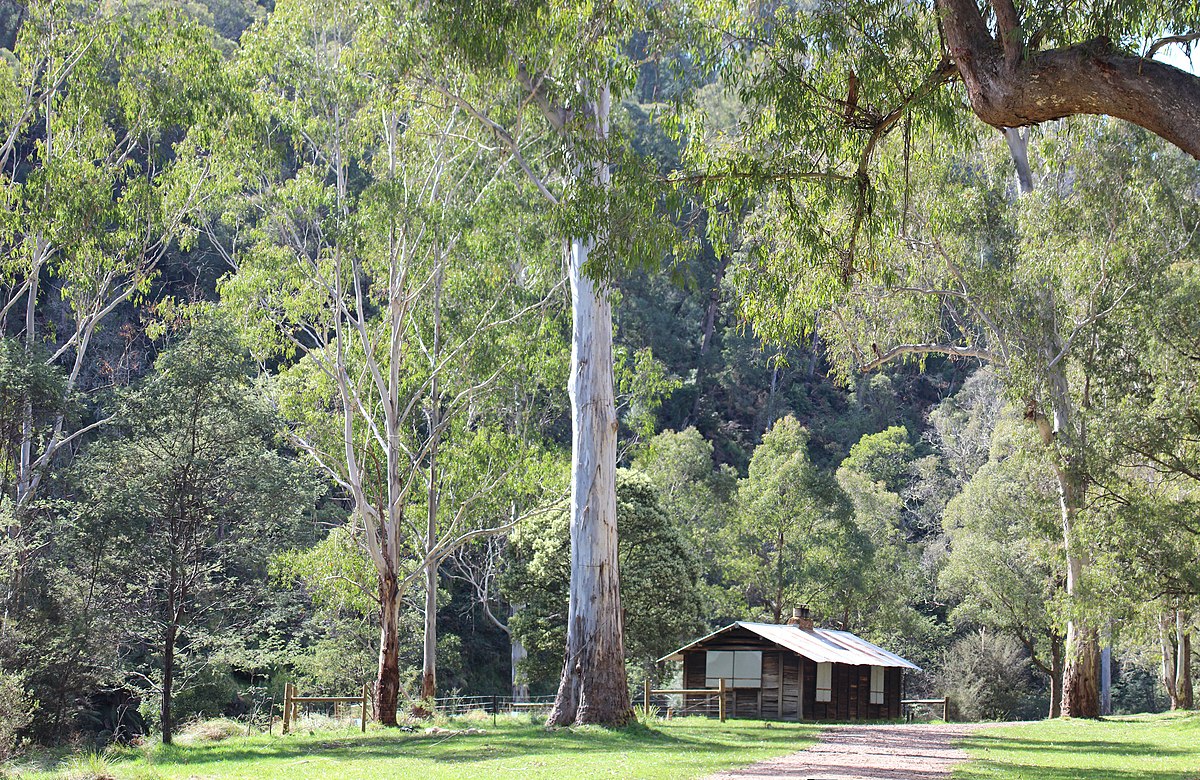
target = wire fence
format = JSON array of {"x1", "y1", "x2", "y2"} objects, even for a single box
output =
[{"x1": 431, "y1": 694, "x2": 556, "y2": 717}]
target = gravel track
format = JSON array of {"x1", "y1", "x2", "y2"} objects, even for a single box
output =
[{"x1": 704, "y1": 723, "x2": 989, "y2": 780}]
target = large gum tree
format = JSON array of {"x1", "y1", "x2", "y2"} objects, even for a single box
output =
[{"x1": 204, "y1": 0, "x2": 558, "y2": 724}]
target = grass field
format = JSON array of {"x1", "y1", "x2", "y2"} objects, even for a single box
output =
[
  {"x1": 8, "y1": 715, "x2": 820, "y2": 780},
  {"x1": 956, "y1": 712, "x2": 1200, "y2": 780}
]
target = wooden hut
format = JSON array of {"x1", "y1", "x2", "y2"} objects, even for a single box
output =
[{"x1": 657, "y1": 608, "x2": 919, "y2": 721}]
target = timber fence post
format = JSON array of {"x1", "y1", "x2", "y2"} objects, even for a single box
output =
[
  {"x1": 644, "y1": 679, "x2": 651, "y2": 715},
  {"x1": 361, "y1": 683, "x2": 369, "y2": 732},
  {"x1": 718, "y1": 678, "x2": 727, "y2": 723},
  {"x1": 282, "y1": 683, "x2": 293, "y2": 735}
]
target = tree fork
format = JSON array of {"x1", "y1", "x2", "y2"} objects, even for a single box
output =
[{"x1": 938, "y1": 0, "x2": 1200, "y2": 159}]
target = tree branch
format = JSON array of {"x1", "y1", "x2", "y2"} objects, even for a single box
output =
[
  {"x1": 860, "y1": 342, "x2": 1000, "y2": 373},
  {"x1": 938, "y1": 0, "x2": 1200, "y2": 158}
]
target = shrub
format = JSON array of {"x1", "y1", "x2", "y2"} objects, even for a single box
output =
[
  {"x1": 939, "y1": 631, "x2": 1039, "y2": 721},
  {"x1": 0, "y1": 671, "x2": 34, "y2": 761}
]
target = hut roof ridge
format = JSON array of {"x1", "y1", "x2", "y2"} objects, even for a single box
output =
[{"x1": 657, "y1": 620, "x2": 920, "y2": 670}]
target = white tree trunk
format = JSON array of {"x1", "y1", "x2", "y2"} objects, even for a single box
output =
[
  {"x1": 1046, "y1": 365, "x2": 1100, "y2": 718},
  {"x1": 548, "y1": 81, "x2": 630, "y2": 727},
  {"x1": 1161, "y1": 611, "x2": 1179, "y2": 709},
  {"x1": 511, "y1": 604, "x2": 529, "y2": 703}
]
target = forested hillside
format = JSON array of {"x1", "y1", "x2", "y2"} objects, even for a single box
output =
[{"x1": 1, "y1": 0, "x2": 1198, "y2": 753}]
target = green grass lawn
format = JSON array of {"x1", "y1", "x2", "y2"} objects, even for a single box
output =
[
  {"x1": 9, "y1": 715, "x2": 820, "y2": 780},
  {"x1": 955, "y1": 711, "x2": 1200, "y2": 780}
]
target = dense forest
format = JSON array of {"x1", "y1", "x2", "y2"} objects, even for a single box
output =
[{"x1": 1, "y1": 0, "x2": 1199, "y2": 755}]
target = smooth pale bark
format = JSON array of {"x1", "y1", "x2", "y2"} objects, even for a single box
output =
[
  {"x1": 1161, "y1": 611, "x2": 1179, "y2": 709},
  {"x1": 421, "y1": 475, "x2": 438, "y2": 703},
  {"x1": 1006, "y1": 137, "x2": 1098, "y2": 718},
  {"x1": 547, "y1": 81, "x2": 631, "y2": 728},
  {"x1": 511, "y1": 612, "x2": 530, "y2": 702},
  {"x1": 1003, "y1": 128, "x2": 1033, "y2": 195},
  {"x1": 937, "y1": 0, "x2": 1200, "y2": 159},
  {"x1": 687, "y1": 255, "x2": 729, "y2": 425},
  {"x1": 1100, "y1": 644, "x2": 1112, "y2": 716},
  {"x1": 1031, "y1": 343, "x2": 1100, "y2": 718},
  {"x1": 1177, "y1": 611, "x2": 1194, "y2": 710}
]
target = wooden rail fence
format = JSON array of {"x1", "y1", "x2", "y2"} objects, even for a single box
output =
[
  {"x1": 642, "y1": 678, "x2": 728, "y2": 722},
  {"x1": 281, "y1": 682, "x2": 371, "y2": 734},
  {"x1": 901, "y1": 697, "x2": 950, "y2": 722}
]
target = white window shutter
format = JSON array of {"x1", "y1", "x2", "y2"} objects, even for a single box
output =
[
  {"x1": 870, "y1": 666, "x2": 885, "y2": 705},
  {"x1": 816, "y1": 662, "x2": 832, "y2": 703}
]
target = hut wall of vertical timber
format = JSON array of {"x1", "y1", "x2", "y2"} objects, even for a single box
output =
[{"x1": 671, "y1": 623, "x2": 911, "y2": 721}]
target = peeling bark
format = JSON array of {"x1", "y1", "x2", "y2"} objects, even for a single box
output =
[
  {"x1": 377, "y1": 572, "x2": 402, "y2": 726},
  {"x1": 547, "y1": 81, "x2": 631, "y2": 728}
]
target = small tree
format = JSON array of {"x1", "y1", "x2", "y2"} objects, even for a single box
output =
[
  {"x1": 76, "y1": 314, "x2": 312, "y2": 744},
  {"x1": 504, "y1": 470, "x2": 704, "y2": 692},
  {"x1": 727, "y1": 416, "x2": 869, "y2": 625}
]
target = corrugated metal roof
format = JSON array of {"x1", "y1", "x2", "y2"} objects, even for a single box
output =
[{"x1": 657, "y1": 621, "x2": 921, "y2": 670}]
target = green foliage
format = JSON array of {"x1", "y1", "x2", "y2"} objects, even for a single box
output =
[
  {"x1": 838, "y1": 427, "x2": 915, "y2": 495},
  {"x1": 940, "y1": 631, "x2": 1040, "y2": 722},
  {"x1": 72, "y1": 311, "x2": 315, "y2": 737},
  {"x1": 0, "y1": 669, "x2": 33, "y2": 760},
  {"x1": 504, "y1": 470, "x2": 705, "y2": 690},
  {"x1": 939, "y1": 416, "x2": 1064, "y2": 690},
  {"x1": 726, "y1": 416, "x2": 868, "y2": 623}
]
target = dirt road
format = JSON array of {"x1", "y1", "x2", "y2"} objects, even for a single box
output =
[{"x1": 704, "y1": 723, "x2": 987, "y2": 780}]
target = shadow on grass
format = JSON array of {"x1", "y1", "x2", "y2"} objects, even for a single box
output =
[
  {"x1": 957, "y1": 764, "x2": 1192, "y2": 780},
  {"x1": 956, "y1": 728, "x2": 1198, "y2": 780},
  {"x1": 141, "y1": 719, "x2": 817, "y2": 769},
  {"x1": 958, "y1": 733, "x2": 1187, "y2": 757}
]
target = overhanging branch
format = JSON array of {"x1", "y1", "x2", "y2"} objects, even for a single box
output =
[{"x1": 859, "y1": 342, "x2": 1000, "y2": 373}]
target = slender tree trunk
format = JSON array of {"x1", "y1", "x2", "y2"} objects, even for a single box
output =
[
  {"x1": 1177, "y1": 611, "x2": 1194, "y2": 710},
  {"x1": 1160, "y1": 611, "x2": 1179, "y2": 710},
  {"x1": 162, "y1": 621, "x2": 176, "y2": 745},
  {"x1": 421, "y1": 253, "x2": 444, "y2": 705},
  {"x1": 688, "y1": 255, "x2": 729, "y2": 424},
  {"x1": 1059, "y1": 477, "x2": 1100, "y2": 718},
  {"x1": 376, "y1": 571, "x2": 402, "y2": 725},
  {"x1": 547, "y1": 81, "x2": 630, "y2": 728},
  {"x1": 421, "y1": 539, "x2": 437, "y2": 702},
  {"x1": 1100, "y1": 644, "x2": 1112, "y2": 716},
  {"x1": 1041, "y1": 634, "x2": 1062, "y2": 719},
  {"x1": 1003, "y1": 127, "x2": 1034, "y2": 194},
  {"x1": 511, "y1": 606, "x2": 529, "y2": 703},
  {"x1": 420, "y1": 420, "x2": 440, "y2": 704},
  {"x1": 1036, "y1": 348, "x2": 1099, "y2": 718}
]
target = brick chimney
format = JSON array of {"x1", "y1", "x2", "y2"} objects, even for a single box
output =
[{"x1": 787, "y1": 606, "x2": 814, "y2": 630}]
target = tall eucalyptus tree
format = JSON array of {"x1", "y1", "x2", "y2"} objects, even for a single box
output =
[
  {"x1": 205, "y1": 0, "x2": 560, "y2": 723},
  {"x1": 0, "y1": 1, "x2": 223, "y2": 617},
  {"x1": 378, "y1": 0, "x2": 678, "y2": 724},
  {"x1": 724, "y1": 120, "x2": 1199, "y2": 716}
]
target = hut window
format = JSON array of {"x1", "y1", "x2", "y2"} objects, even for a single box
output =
[
  {"x1": 705, "y1": 650, "x2": 762, "y2": 688},
  {"x1": 870, "y1": 666, "x2": 885, "y2": 705},
  {"x1": 815, "y1": 662, "x2": 832, "y2": 702}
]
